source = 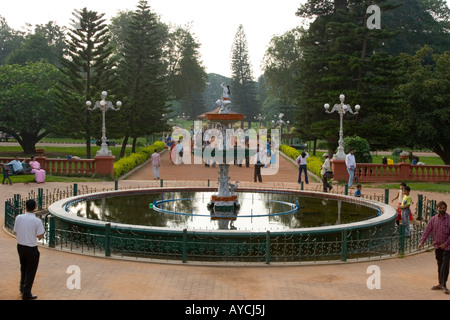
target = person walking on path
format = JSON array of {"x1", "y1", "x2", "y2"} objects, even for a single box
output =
[
  {"x1": 13, "y1": 199, "x2": 45, "y2": 300},
  {"x1": 151, "y1": 149, "x2": 161, "y2": 180},
  {"x1": 254, "y1": 147, "x2": 265, "y2": 183},
  {"x1": 345, "y1": 149, "x2": 356, "y2": 187},
  {"x1": 419, "y1": 201, "x2": 450, "y2": 294},
  {"x1": 296, "y1": 151, "x2": 309, "y2": 184},
  {"x1": 321, "y1": 153, "x2": 332, "y2": 192},
  {"x1": 398, "y1": 186, "x2": 412, "y2": 236}
]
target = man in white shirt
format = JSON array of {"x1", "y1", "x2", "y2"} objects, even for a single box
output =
[
  {"x1": 345, "y1": 148, "x2": 356, "y2": 187},
  {"x1": 14, "y1": 199, "x2": 45, "y2": 300},
  {"x1": 175, "y1": 140, "x2": 184, "y2": 165},
  {"x1": 254, "y1": 147, "x2": 265, "y2": 182}
]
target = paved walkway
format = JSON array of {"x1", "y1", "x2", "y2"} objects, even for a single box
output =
[{"x1": 1, "y1": 150, "x2": 449, "y2": 300}]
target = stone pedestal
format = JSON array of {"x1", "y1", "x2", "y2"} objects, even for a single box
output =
[
  {"x1": 398, "y1": 162, "x2": 411, "y2": 181},
  {"x1": 331, "y1": 159, "x2": 347, "y2": 182},
  {"x1": 95, "y1": 156, "x2": 115, "y2": 176}
]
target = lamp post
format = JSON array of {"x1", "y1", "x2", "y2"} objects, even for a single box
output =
[
  {"x1": 324, "y1": 94, "x2": 360, "y2": 160},
  {"x1": 86, "y1": 91, "x2": 122, "y2": 157},
  {"x1": 272, "y1": 113, "x2": 287, "y2": 132},
  {"x1": 254, "y1": 114, "x2": 265, "y2": 129}
]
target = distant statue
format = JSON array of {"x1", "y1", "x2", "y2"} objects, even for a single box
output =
[
  {"x1": 221, "y1": 83, "x2": 231, "y2": 103},
  {"x1": 215, "y1": 99, "x2": 225, "y2": 112},
  {"x1": 218, "y1": 83, "x2": 231, "y2": 114}
]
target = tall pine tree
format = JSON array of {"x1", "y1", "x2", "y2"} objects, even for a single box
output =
[
  {"x1": 56, "y1": 8, "x2": 116, "y2": 159},
  {"x1": 116, "y1": 0, "x2": 168, "y2": 156},
  {"x1": 230, "y1": 25, "x2": 259, "y2": 126},
  {"x1": 294, "y1": 0, "x2": 404, "y2": 153},
  {"x1": 167, "y1": 26, "x2": 208, "y2": 119}
]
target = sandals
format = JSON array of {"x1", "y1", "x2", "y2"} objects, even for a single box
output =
[
  {"x1": 431, "y1": 285, "x2": 450, "y2": 294},
  {"x1": 431, "y1": 285, "x2": 443, "y2": 290}
]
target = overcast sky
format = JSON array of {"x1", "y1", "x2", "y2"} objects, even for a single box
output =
[{"x1": 1, "y1": 0, "x2": 307, "y2": 78}]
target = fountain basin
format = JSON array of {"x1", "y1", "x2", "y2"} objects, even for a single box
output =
[{"x1": 47, "y1": 187, "x2": 397, "y2": 262}]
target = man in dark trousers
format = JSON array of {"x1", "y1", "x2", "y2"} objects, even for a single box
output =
[
  {"x1": 14, "y1": 199, "x2": 45, "y2": 300},
  {"x1": 419, "y1": 201, "x2": 450, "y2": 294},
  {"x1": 254, "y1": 147, "x2": 264, "y2": 183}
]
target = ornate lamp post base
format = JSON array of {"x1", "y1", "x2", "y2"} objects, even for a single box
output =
[
  {"x1": 86, "y1": 91, "x2": 121, "y2": 159},
  {"x1": 324, "y1": 94, "x2": 360, "y2": 160}
]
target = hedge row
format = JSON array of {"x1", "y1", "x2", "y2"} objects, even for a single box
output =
[
  {"x1": 113, "y1": 141, "x2": 166, "y2": 178},
  {"x1": 280, "y1": 144, "x2": 324, "y2": 178}
]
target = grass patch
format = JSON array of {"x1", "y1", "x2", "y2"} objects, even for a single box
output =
[
  {"x1": 0, "y1": 145, "x2": 144, "y2": 161},
  {"x1": 371, "y1": 155, "x2": 445, "y2": 165},
  {"x1": 367, "y1": 182, "x2": 450, "y2": 193},
  {"x1": 3, "y1": 174, "x2": 105, "y2": 184}
]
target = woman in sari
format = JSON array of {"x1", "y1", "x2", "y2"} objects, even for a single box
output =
[{"x1": 29, "y1": 156, "x2": 46, "y2": 183}]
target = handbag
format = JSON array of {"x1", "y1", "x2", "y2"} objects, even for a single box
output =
[{"x1": 324, "y1": 171, "x2": 334, "y2": 179}]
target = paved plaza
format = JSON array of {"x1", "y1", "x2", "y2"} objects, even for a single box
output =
[{"x1": 1, "y1": 150, "x2": 449, "y2": 300}]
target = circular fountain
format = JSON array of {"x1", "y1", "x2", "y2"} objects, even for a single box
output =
[{"x1": 46, "y1": 84, "x2": 397, "y2": 263}]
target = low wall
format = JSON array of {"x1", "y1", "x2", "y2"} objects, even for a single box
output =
[
  {"x1": 332, "y1": 159, "x2": 450, "y2": 183},
  {"x1": 0, "y1": 155, "x2": 114, "y2": 177}
]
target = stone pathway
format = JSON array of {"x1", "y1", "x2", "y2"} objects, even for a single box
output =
[{"x1": 1, "y1": 148, "x2": 449, "y2": 301}]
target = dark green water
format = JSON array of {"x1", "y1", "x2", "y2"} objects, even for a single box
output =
[{"x1": 68, "y1": 191, "x2": 379, "y2": 231}]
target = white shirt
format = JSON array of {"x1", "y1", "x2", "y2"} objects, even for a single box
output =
[
  {"x1": 345, "y1": 153, "x2": 356, "y2": 168},
  {"x1": 14, "y1": 212, "x2": 45, "y2": 247},
  {"x1": 296, "y1": 152, "x2": 309, "y2": 166},
  {"x1": 256, "y1": 150, "x2": 267, "y2": 165},
  {"x1": 321, "y1": 158, "x2": 331, "y2": 175}
]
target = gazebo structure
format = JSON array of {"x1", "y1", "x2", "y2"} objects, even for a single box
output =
[{"x1": 197, "y1": 106, "x2": 245, "y2": 129}]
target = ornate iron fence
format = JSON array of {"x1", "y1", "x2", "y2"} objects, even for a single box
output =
[{"x1": 4, "y1": 184, "x2": 434, "y2": 264}]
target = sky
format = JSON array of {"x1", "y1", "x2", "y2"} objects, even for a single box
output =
[{"x1": 1, "y1": 0, "x2": 307, "y2": 78}]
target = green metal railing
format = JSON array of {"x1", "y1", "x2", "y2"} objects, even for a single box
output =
[
  {"x1": 37, "y1": 221, "x2": 427, "y2": 263},
  {"x1": 4, "y1": 184, "x2": 433, "y2": 264}
]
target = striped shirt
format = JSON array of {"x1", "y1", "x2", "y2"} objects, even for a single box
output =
[{"x1": 420, "y1": 213, "x2": 450, "y2": 250}]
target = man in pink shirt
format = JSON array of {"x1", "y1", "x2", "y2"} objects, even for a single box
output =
[
  {"x1": 151, "y1": 149, "x2": 161, "y2": 180},
  {"x1": 419, "y1": 201, "x2": 450, "y2": 294}
]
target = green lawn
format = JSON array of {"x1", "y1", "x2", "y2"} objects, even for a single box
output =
[
  {"x1": 0, "y1": 145, "x2": 144, "y2": 161},
  {"x1": 3, "y1": 174, "x2": 105, "y2": 184},
  {"x1": 367, "y1": 182, "x2": 450, "y2": 193}
]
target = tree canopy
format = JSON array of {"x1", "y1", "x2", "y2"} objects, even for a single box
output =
[{"x1": 0, "y1": 61, "x2": 62, "y2": 153}]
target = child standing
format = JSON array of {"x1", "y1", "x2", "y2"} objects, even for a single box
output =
[{"x1": 398, "y1": 186, "x2": 412, "y2": 236}]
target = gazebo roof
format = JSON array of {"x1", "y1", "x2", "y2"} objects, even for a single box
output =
[{"x1": 197, "y1": 107, "x2": 244, "y2": 120}]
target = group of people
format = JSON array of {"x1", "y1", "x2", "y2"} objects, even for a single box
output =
[{"x1": 6, "y1": 155, "x2": 46, "y2": 183}]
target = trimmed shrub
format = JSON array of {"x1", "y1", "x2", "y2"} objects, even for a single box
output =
[
  {"x1": 113, "y1": 141, "x2": 166, "y2": 178},
  {"x1": 343, "y1": 136, "x2": 372, "y2": 163}
]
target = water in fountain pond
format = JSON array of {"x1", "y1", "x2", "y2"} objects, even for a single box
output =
[{"x1": 67, "y1": 191, "x2": 378, "y2": 231}]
